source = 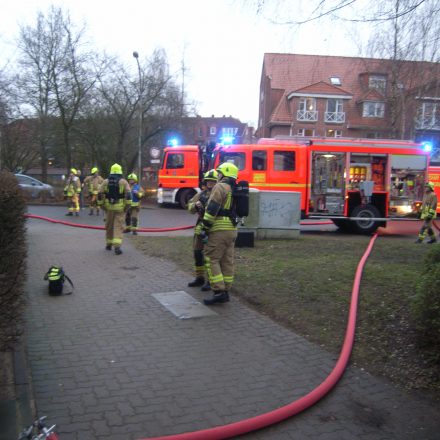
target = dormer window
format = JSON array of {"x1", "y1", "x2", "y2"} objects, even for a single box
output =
[
  {"x1": 330, "y1": 76, "x2": 341, "y2": 86},
  {"x1": 369, "y1": 74, "x2": 387, "y2": 95}
]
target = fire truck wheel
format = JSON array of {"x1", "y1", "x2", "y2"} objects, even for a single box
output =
[
  {"x1": 351, "y1": 204, "x2": 381, "y2": 235},
  {"x1": 332, "y1": 219, "x2": 354, "y2": 233},
  {"x1": 179, "y1": 189, "x2": 196, "y2": 209}
]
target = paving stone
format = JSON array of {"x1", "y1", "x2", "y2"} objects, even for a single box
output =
[{"x1": 20, "y1": 206, "x2": 440, "y2": 440}]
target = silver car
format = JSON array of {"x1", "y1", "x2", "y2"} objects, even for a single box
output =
[{"x1": 15, "y1": 174, "x2": 55, "y2": 198}]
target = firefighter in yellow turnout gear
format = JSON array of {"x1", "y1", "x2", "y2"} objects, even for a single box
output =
[
  {"x1": 98, "y1": 164, "x2": 132, "y2": 255},
  {"x1": 83, "y1": 167, "x2": 104, "y2": 216},
  {"x1": 415, "y1": 182, "x2": 438, "y2": 244},
  {"x1": 64, "y1": 168, "x2": 82, "y2": 216},
  {"x1": 201, "y1": 162, "x2": 238, "y2": 305},
  {"x1": 187, "y1": 169, "x2": 218, "y2": 291},
  {"x1": 124, "y1": 173, "x2": 144, "y2": 235}
]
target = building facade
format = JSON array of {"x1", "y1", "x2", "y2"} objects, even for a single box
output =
[
  {"x1": 258, "y1": 53, "x2": 440, "y2": 157},
  {"x1": 179, "y1": 115, "x2": 254, "y2": 149}
]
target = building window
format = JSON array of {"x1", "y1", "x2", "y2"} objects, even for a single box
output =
[
  {"x1": 198, "y1": 127, "x2": 203, "y2": 137},
  {"x1": 252, "y1": 150, "x2": 267, "y2": 171},
  {"x1": 366, "y1": 132, "x2": 381, "y2": 139},
  {"x1": 362, "y1": 101, "x2": 385, "y2": 118},
  {"x1": 325, "y1": 99, "x2": 345, "y2": 123},
  {"x1": 297, "y1": 97, "x2": 317, "y2": 121},
  {"x1": 297, "y1": 128, "x2": 315, "y2": 136},
  {"x1": 326, "y1": 129, "x2": 342, "y2": 137},
  {"x1": 222, "y1": 127, "x2": 238, "y2": 136},
  {"x1": 330, "y1": 76, "x2": 341, "y2": 86},
  {"x1": 210, "y1": 126, "x2": 216, "y2": 135},
  {"x1": 274, "y1": 151, "x2": 295, "y2": 171},
  {"x1": 417, "y1": 102, "x2": 440, "y2": 129},
  {"x1": 368, "y1": 74, "x2": 387, "y2": 95}
]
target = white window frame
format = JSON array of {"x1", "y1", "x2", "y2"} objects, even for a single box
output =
[
  {"x1": 418, "y1": 102, "x2": 440, "y2": 129},
  {"x1": 326, "y1": 129, "x2": 342, "y2": 137},
  {"x1": 297, "y1": 128, "x2": 315, "y2": 137},
  {"x1": 297, "y1": 97, "x2": 317, "y2": 121},
  {"x1": 210, "y1": 126, "x2": 216, "y2": 135},
  {"x1": 325, "y1": 99, "x2": 345, "y2": 123},
  {"x1": 362, "y1": 101, "x2": 385, "y2": 118},
  {"x1": 222, "y1": 127, "x2": 238, "y2": 136},
  {"x1": 368, "y1": 74, "x2": 387, "y2": 94}
]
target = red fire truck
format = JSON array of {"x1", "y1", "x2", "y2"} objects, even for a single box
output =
[{"x1": 158, "y1": 138, "x2": 433, "y2": 233}]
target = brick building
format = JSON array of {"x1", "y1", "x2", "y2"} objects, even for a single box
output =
[
  {"x1": 178, "y1": 115, "x2": 254, "y2": 148},
  {"x1": 258, "y1": 53, "x2": 440, "y2": 156}
]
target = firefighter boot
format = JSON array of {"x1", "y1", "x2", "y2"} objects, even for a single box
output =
[
  {"x1": 105, "y1": 244, "x2": 112, "y2": 251},
  {"x1": 203, "y1": 290, "x2": 229, "y2": 305},
  {"x1": 201, "y1": 281, "x2": 211, "y2": 291},
  {"x1": 188, "y1": 277, "x2": 204, "y2": 287},
  {"x1": 89, "y1": 210, "x2": 94, "y2": 215},
  {"x1": 428, "y1": 237, "x2": 437, "y2": 244},
  {"x1": 114, "y1": 247, "x2": 123, "y2": 255},
  {"x1": 65, "y1": 212, "x2": 73, "y2": 216}
]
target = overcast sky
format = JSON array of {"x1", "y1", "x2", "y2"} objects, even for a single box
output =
[{"x1": 0, "y1": 0, "x2": 368, "y2": 127}]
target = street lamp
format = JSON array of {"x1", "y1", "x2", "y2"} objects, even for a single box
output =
[{"x1": 133, "y1": 51, "x2": 142, "y2": 180}]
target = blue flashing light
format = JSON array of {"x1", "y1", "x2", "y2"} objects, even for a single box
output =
[
  {"x1": 220, "y1": 136, "x2": 234, "y2": 145},
  {"x1": 422, "y1": 141, "x2": 433, "y2": 152},
  {"x1": 167, "y1": 138, "x2": 178, "y2": 147}
]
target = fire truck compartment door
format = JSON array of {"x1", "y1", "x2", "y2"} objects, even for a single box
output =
[{"x1": 391, "y1": 155, "x2": 427, "y2": 170}]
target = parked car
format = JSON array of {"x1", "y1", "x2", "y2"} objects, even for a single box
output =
[{"x1": 14, "y1": 174, "x2": 55, "y2": 199}]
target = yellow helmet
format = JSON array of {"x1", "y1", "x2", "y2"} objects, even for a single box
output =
[
  {"x1": 110, "y1": 163, "x2": 123, "y2": 175},
  {"x1": 70, "y1": 168, "x2": 77, "y2": 175},
  {"x1": 426, "y1": 181, "x2": 435, "y2": 191},
  {"x1": 204, "y1": 169, "x2": 218, "y2": 182},
  {"x1": 216, "y1": 162, "x2": 238, "y2": 179},
  {"x1": 91, "y1": 167, "x2": 98, "y2": 174},
  {"x1": 128, "y1": 173, "x2": 138, "y2": 182}
]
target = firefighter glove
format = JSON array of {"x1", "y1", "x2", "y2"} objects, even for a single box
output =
[{"x1": 199, "y1": 230, "x2": 209, "y2": 244}]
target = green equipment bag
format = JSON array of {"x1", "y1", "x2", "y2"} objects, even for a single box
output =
[{"x1": 44, "y1": 266, "x2": 74, "y2": 296}]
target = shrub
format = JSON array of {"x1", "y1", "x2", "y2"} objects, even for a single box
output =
[
  {"x1": 411, "y1": 245, "x2": 440, "y2": 363},
  {"x1": 0, "y1": 171, "x2": 27, "y2": 351}
]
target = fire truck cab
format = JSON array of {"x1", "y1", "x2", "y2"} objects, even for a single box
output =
[{"x1": 157, "y1": 145, "x2": 202, "y2": 208}]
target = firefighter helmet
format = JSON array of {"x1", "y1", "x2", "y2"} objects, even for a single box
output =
[
  {"x1": 216, "y1": 162, "x2": 238, "y2": 179},
  {"x1": 204, "y1": 169, "x2": 218, "y2": 182},
  {"x1": 426, "y1": 181, "x2": 435, "y2": 191},
  {"x1": 128, "y1": 173, "x2": 138, "y2": 182},
  {"x1": 70, "y1": 168, "x2": 77, "y2": 175},
  {"x1": 91, "y1": 167, "x2": 98, "y2": 174},
  {"x1": 110, "y1": 163, "x2": 123, "y2": 175}
]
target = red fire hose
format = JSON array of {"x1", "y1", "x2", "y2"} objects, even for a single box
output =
[
  {"x1": 137, "y1": 233, "x2": 379, "y2": 440},
  {"x1": 24, "y1": 214, "x2": 194, "y2": 232}
]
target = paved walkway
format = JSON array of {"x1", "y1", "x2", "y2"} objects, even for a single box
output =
[{"x1": 22, "y1": 214, "x2": 440, "y2": 440}]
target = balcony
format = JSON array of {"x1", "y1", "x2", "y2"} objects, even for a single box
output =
[
  {"x1": 325, "y1": 111, "x2": 345, "y2": 123},
  {"x1": 297, "y1": 110, "x2": 318, "y2": 122},
  {"x1": 416, "y1": 116, "x2": 440, "y2": 130}
]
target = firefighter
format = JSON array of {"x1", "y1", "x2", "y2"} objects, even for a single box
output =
[
  {"x1": 83, "y1": 167, "x2": 104, "y2": 215},
  {"x1": 200, "y1": 162, "x2": 238, "y2": 305},
  {"x1": 187, "y1": 169, "x2": 218, "y2": 290},
  {"x1": 98, "y1": 163, "x2": 132, "y2": 255},
  {"x1": 124, "y1": 173, "x2": 144, "y2": 235},
  {"x1": 415, "y1": 182, "x2": 438, "y2": 244},
  {"x1": 64, "y1": 168, "x2": 82, "y2": 216}
]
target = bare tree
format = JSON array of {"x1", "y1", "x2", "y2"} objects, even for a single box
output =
[
  {"x1": 96, "y1": 49, "x2": 185, "y2": 173},
  {"x1": 364, "y1": 0, "x2": 440, "y2": 139},
  {"x1": 16, "y1": 6, "x2": 97, "y2": 176}
]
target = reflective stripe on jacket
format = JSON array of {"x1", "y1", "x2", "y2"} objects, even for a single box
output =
[
  {"x1": 421, "y1": 192, "x2": 438, "y2": 219},
  {"x1": 202, "y1": 181, "x2": 236, "y2": 232}
]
